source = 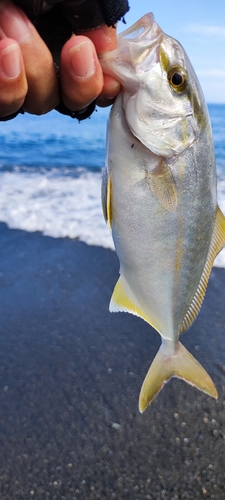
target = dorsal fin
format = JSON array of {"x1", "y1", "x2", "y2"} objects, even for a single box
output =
[
  {"x1": 180, "y1": 206, "x2": 225, "y2": 334},
  {"x1": 109, "y1": 275, "x2": 161, "y2": 333}
]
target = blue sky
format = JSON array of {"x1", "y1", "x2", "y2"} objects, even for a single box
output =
[{"x1": 118, "y1": 0, "x2": 225, "y2": 103}]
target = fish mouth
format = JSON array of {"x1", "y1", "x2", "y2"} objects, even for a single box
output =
[
  {"x1": 99, "y1": 13, "x2": 162, "y2": 85},
  {"x1": 117, "y1": 12, "x2": 156, "y2": 42}
]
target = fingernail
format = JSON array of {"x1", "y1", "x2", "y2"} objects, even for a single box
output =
[
  {"x1": 69, "y1": 41, "x2": 95, "y2": 78},
  {"x1": 0, "y1": 1, "x2": 30, "y2": 44},
  {"x1": 0, "y1": 43, "x2": 21, "y2": 78},
  {"x1": 106, "y1": 81, "x2": 121, "y2": 100}
]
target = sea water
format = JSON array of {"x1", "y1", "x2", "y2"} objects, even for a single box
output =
[{"x1": 0, "y1": 104, "x2": 225, "y2": 265}]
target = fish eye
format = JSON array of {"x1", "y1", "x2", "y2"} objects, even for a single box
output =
[{"x1": 168, "y1": 66, "x2": 188, "y2": 93}]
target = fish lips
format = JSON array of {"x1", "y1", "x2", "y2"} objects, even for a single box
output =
[{"x1": 99, "y1": 13, "x2": 162, "y2": 90}]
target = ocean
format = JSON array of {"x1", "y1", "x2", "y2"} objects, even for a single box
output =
[{"x1": 0, "y1": 104, "x2": 225, "y2": 265}]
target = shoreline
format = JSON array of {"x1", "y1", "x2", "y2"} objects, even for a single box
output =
[{"x1": 0, "y1": 222, "x2": 224, "y2": 499}]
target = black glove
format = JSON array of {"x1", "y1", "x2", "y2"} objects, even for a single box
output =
[{"x1": 13, "y1": 0, "x2": 129, "y2": 71}]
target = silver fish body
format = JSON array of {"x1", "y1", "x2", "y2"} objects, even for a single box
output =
[{"x1": 101, "y1": 14, "x2": 225, "y2": 411}]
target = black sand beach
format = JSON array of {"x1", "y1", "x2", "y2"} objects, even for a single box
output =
[{"x1": 0, "y1": 221, "x2": 224, "y2": 500}]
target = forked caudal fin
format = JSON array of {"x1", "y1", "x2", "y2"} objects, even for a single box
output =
[{"x1": 139, "y1": 341, "x2": 218, "y2": 413}]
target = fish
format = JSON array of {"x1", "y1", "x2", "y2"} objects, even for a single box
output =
[{"x1": 100, "y1": 13, "x2": 225, "y2": 413}]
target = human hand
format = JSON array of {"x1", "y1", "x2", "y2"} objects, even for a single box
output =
[{"x1": 0, "y1": 0, "x2": 120, "y2": 119}]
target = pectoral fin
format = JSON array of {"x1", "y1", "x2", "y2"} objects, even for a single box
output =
[
  {"x1": 145, "y1": 159, "x2": 178, "y2": 212},
  {"x1": 139, "y1": 341, "x2": 218, "y2": 413},
  {"x1": 101, "y1": 168, "x2": 112, "y2": 228},
  {"x1": 109, "y1": 275, "x2": 161, "y2": 333},
  {"x1": 180, "y1": 205, "x2": 225, "y2": 333}
]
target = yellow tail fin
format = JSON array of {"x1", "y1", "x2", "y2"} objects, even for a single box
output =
[{"x1": 139, "y1": 341, "x2": 218, "y2": 413}]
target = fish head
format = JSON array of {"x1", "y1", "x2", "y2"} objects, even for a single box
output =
[{"x1": 100, "y1": 13, "x2": 208, "y2": 158}]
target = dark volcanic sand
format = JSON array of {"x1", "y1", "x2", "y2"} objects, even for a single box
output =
[{"x1": 0, "y1": 222, "x2": 224, "y2": 500}]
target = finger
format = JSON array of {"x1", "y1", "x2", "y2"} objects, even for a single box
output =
[
  {"x1": 60, "y1": 35, "x2": 103, "y2": 112},
  {"x1": 84, "y1": 25, "x2": 121, "y2": 107},
  {"x1": 96, "y1": 74, "x2": 121, "y2": 107},
  {"x1": 83, "y1": 25, "x2": 118, "y2": 54},
  {"x1": 0, "y1": 0, "x2": 59, "y2": 114},
  {"x1": 0, "y1": 38, "x2": 27, "y2": 117}
]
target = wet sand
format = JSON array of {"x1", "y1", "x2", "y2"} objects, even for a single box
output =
[{"x1": 0, "y1": 222, "x2": 224, "y2": 500}]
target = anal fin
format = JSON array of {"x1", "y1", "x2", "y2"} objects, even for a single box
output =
[{"x1": 109, "y1": 275, "x2": 161, "y2": 333}]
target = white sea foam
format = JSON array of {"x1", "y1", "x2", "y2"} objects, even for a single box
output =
[
  {"x1": 0, "y1": 169, "x2": 114, "y2": 250},
  {"x1": 1, "y1": 167, "x2": 225, "y2": 267}
]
